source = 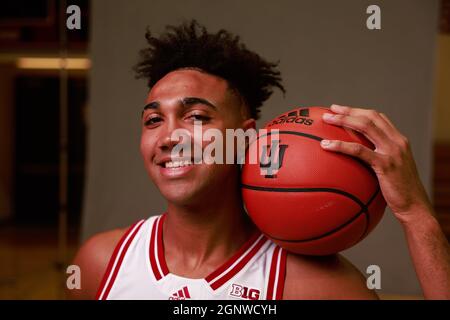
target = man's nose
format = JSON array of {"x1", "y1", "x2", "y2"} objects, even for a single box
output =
[
  {"x1": 156, "y1": 134, "x2": 176, "y2": 151},
  {"x1": 156, "y1": 120, "x2": 190, "y2": 151}
]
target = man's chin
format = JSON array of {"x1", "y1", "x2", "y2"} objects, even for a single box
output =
[
  {"x1": 159, "y1": 187, "x2": 199, "y2": 206},
  {"x1": 163, "y1": 196, "x2": 199, "y2": 207}
]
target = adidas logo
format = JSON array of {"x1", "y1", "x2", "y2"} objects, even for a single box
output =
[
  {"x1": 169, "y1": 286, "x2": 191, "y2": 300},
  {"x1": 266, "y1": 108, "x2": 314, "y2": 127}
]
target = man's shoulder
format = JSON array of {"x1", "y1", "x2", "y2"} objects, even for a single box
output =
[
  {"x1": 79, "y1": 227, "x2": 129, "y2": 262},
  {"x1": 68, "y1": 226, "x2": 129, "y2": 299},
  {"x1": 283, "y1": 252, "x2": 378, "y2": 300}
]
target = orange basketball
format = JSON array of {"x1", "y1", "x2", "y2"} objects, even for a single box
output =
[{"x1": 241, "y1": 106, "x2": 386, "y2": 255}]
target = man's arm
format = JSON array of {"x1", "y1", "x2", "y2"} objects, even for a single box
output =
[
  {"x1": 321, "y1": 104, "x2": 450, "y2": 299},
  {"x1": 67, "y1": 228, "x2": 126, "y2": 300},
  {"x1": 283, "y1": 253, "x2": 378, "y2": 299},
  {"x1": 400, "y1": 205, "x2": 450, "y2": 299}
]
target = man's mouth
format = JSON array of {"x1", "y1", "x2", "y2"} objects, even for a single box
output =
[
  {"x1": 163, "y1": 159, "x2": 193, "y2": 168},
  {"x1": 156, "y1": 157, "x2": 197, "y2": 178}
]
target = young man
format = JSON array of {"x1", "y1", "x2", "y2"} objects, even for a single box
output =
[{"x1": 71, "y1": 20, "x2": 450, "y2": 300}]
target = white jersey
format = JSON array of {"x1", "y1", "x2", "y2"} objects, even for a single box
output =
[{"x1": 96, "y1": 214, "x2": 287, "y2": 300}]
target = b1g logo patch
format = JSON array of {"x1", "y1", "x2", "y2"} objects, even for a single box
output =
[{"x1": 229, "y1": 284, "x2": 261, "y2": 300}]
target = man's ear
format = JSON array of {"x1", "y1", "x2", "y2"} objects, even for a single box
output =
[
  {"x1": 242, "y1": 118, "x2": 256, "y2": 131},
  {"x1": 239, "y1": 118, "x2": 257, "y2": 154}
]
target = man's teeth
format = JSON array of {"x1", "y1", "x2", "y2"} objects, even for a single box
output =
[{"x1": 165, "y1": 160, "x2": 193, "y2": 168}]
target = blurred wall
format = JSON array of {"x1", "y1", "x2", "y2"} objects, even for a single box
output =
[
  {"x1": 84, "y1": 0, "x2": 439, "y2": 295},
  {"x1": 0, "y1": 65, "x2": 15, "y2": 221},
  {"x1": 434, "y1": 34, "x2": 450, "y2": 142}
]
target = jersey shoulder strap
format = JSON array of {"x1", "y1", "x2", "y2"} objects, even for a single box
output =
[
  {"x1": 265, "y1": 244, "x2": 287, "y2": 300},
  {"x1": 95, "y1": 219, "x2": 146, "y2": 300}
]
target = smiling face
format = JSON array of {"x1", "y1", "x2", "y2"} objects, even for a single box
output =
[{"x1": 140, "y1": 69, "x2": 255, "y2": 206}]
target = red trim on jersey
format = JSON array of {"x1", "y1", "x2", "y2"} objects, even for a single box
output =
[
  {"x1": 149, "y1": 215, "x2": 162, "y2": 280},
  {"x1": 206, "y1": 234, "x2": 268, "y2": 290},
  {"x1": 266, "y1": 245, "x2": 287, "y2": 300},
  {"x1": 96, "y1": 220, "x2": 145, "y2": 300},
  {"x1": 149, "y1": 214, "x2": 169, "y2": 280},
  {"x1": 156, "y1": 214, "x2": 170, "y2": 276},
  {"x1": 266, "y1": 245, "x2": 280, "y2": 300},
  {"x1": 149, "y1": 213, "x2": 267, "y2": 290},
  {"x1": 149, "y1": 215, "x2": 169, "y2": 280},
  {"x1": 275, "y1": 248, "x2": 287, "y2": 300}
]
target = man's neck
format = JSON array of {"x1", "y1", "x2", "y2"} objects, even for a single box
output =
[{"x1": 162, "y1": 188, "x2": 258, "y2": 278}]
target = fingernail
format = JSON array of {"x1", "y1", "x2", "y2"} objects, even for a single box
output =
[
  {"x1": 330, "y1": 104, "x2": 342, "y2": 110},
  {"x1": 323, "y1": 113, "x2": 334, "y2": 120},
  {"x1": 321, "y1": 139, "x2": 331, "y2": 147}
]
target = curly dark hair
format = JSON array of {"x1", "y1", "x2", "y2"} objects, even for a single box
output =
[{"x1": 134, "y1": 20, "x2": 285, "y2": 119}]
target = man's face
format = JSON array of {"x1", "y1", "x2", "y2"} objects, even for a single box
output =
[{"x1": 140, "y1": 69, "x2": 254, "y2": 205}]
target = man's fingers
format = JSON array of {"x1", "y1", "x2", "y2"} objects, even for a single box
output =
[
  {"x1": 330, "y1": 104, "x2": 400, "y2": 142},
  {"x1": 320, "y1": 139, "x2": 378, "y2": 166},
  {"x1": 322, "y1": 112, "x2": 388, "y2": 147},
  {"x1": 330, "y1": 104, "x2": 379, "y2": 118},
  {"x1": 378, "y1": 112, "x2": 399, "y2": 133}
]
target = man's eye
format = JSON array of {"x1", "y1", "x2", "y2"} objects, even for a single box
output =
[
  {"x1": 188, "y1": 114, "x2": 211, "y2": 122},
  {"x1": 144, "y1": 117, "x2": 162, "y2": 126}
]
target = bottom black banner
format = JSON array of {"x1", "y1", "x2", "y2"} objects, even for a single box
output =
[{"x1": 1, "y1": 300, "x2": 447, "y2": 319}]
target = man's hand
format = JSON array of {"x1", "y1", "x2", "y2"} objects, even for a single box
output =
[
  {"x1": 320, "y1": 103, "x2": 450, "y2": 299},
  {"x1": 320, "y1": 104, "x2": 432, "y2": 224}
]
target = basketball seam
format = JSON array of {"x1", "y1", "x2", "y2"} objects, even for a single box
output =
[
  {"x1": 244, "y1": 130, "x2": 381, "y2": 244},
  {"x1": 255, "y1": 130, "x2": 376, "y2": 178},
  {"x1": 241, "y1": 184, "x2": 378, "y2": 243},
  {"x1": 241, "y1": 184, "x2": 366, "y2": 208},
  {"x1": 258, "y1": 130, "x2": 322, "y2": 142},
  {"x1": 357, "y1": 187, "x2": 380, "y2": 241}
]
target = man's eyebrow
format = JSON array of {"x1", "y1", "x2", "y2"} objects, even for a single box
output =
[
  {"x1": 141, "y1": 97, "x2": 217, "y2": 118},
  {"x1": 141, "y1": 101, "x2": 159, "y2": 118},
  {"x1": 143, "y1": 101, "x2": 160, "y2": 111},
  {"x1": 181, "y1": 97, "x2": 217, "y2": 110}
]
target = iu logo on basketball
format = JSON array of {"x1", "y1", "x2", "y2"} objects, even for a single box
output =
[
  {"x1": 229, "y1": 284, "x2": 260, "y2": 300},
  {"x1": 260, "y1": 140, "x2": 288, "y2": 178}
]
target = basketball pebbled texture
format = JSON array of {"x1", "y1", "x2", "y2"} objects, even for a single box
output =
[{"x1": 241, "y1": 106, "x2": 386, "y2": 255}]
